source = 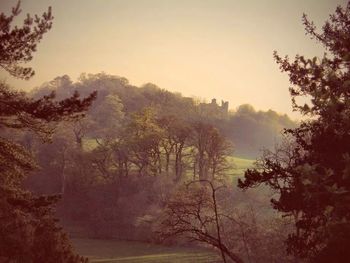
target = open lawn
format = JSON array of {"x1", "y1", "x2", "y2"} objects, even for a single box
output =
[
  {"x1": 68, "y1": 157, "x2": 254, "y2": 262},
  {"x1": 229, "y1": 156, "x2": 255, "y2": 177},
  {"x1": 72, "y1": 238, "x2": 220, "y2": 263}
]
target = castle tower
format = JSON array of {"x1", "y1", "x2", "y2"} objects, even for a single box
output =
[{"x1": 221, "y1": 100, "x2": 229, "y2": 113}]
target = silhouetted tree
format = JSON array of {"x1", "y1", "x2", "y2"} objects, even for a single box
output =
[
  {"x1": 0, "y1": 2, "x2": 95, "y2": 262},
  {"x1": 159, "y1": 180, "x2": 245, "y2": 263},
  {"x1": 239, "y1": 2, "x2": 350, "y2": 262},
  {"x1": 0, "y1": 1, "x2": 53, "y2": 79}
]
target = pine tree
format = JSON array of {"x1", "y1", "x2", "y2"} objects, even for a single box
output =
[
  {"x1": 0, "y1": 2, "x2": 96, "y2": 262},
  {"x1": 238, "y1": 2, "x2": 350, "y2": 262}
]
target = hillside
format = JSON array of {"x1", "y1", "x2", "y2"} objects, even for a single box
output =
[{"x1": 30, "y1": 73, "x2": 296, "y2": 158}]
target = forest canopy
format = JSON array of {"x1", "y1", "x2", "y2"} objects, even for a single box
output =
[{"x1": 29, "y1": 73, "x2": 296, "y2": 158}]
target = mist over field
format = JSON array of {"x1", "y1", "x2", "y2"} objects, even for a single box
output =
[{"x1": 1, "y1": 1, "x2": 349, "y2": 262}]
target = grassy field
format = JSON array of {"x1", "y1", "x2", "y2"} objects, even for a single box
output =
[
  {"x1": 69, "y1": 150, "x2": 254, "y2": 263},
  {"x1": 229, "y1": 156, "x2": 255, "y2": 177},
  {"x1": 72, "y1": 238, "x2": 220, "y2": 263}
]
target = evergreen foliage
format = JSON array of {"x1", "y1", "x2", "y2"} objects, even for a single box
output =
[
  {"x1": 238, "y1": 2, "x2": 350, "y2": 262},
  {"x1": 0, "y1": 2, "x2": 95, "y2": 262}
]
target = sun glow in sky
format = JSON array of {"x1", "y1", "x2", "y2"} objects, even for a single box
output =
[{"x1": 0, "y1": 0, "x2": 346, "y2": 118}]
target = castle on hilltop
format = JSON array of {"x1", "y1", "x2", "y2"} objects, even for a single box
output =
[
  {"x1": 210, "y1": 98, "x2": 229, "y2": 113},
  {"x1": 199, "y1": 98, "x2": 229, "y2": 119}
]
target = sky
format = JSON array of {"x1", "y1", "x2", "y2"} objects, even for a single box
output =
[{"x1": 0, "y1": 0, "x2": 347, "y2": 119}]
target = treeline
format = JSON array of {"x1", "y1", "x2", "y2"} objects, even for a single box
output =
[{"x1": 30, "y1": 73, "x2": 296, "y2": 158}]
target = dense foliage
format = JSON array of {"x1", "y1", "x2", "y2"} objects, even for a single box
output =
[
  {"x1": 0, "y1": 2, "x2": 95, "y2": 262},
  {"x1": 239, "y1": 2, "x2": 350, "y2": 262},
  {"x1": 30, "y1": 72, "x2": 296, "y2": 158},
  {"x1": 0, "y1": 1, "x2": 53, "y2": 80}
]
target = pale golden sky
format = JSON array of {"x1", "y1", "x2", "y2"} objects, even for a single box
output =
[{"x1": 0, "y1": 0, "x2": 346, "y2": 118}]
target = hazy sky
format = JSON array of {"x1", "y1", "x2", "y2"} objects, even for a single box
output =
[{"x1": 0, "y1": 0, "x2": 346, "y2": 118}]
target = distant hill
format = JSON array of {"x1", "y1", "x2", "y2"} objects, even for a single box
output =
[{"x1": 30, "y1": 73, "x2": 296, "y2": 158}]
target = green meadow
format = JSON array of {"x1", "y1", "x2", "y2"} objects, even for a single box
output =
[
  {"x1": 229, "y1": 156, "x2": 255, "y2": 177},
  {"x1": 70, "y1": 157, "x2": 254, "y2": 262},
  {"x1": 72, "y1": 238, "x2": 220, "y2": 263}
]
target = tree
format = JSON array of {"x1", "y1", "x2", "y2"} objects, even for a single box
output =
[
  {"x1": 238, "y1": 2, "x2": 350, "y2": 262},
  {"x1": 158, "y1": 180, "x2": 245, "y2": 263},
  {"x1": 0, "y1": 82, "x2": 95, "y2": 263},
  {"x1": 0, "y1": 83, "x2": 96, "y2": 139},
  {"x1": 0, "y1": 1, "x2": 53, "y2": 80},
  {"x1": 0, "y1": 2, "x2": 96, "y2": 262},
  {"x1": 191, "y1": 122, "x2": 213, "y2": 180},
  {"x1": 125, "y1": 108, "x2": 164, "y2": 176},
  {"x1": 157, "y1": 115, "x2": 191, "y2": 180},
  {"x1": 171, "y1": 118, "x2": 192, "y2": 181},
  {"x1": 205, "y1": 127, "x2": 232, "y2": 180},
  {"x1": 191, "y1": 122, "x2": 231, "y2": 181},
  {"x1": 157, "y1": 116, "x2": 177, "y2": 176}
]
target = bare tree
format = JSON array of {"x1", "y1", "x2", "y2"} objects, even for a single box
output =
[{"x1": 158, "y1": 179, "x2": 245, "y2": 263}]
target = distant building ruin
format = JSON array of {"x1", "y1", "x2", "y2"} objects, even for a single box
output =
[
  {"x1": 221, "y1": 100, "x2": 229, "y2": 113},
  {"x1": 199, "y1": 98, "x2": 229, "y2": 118}
]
